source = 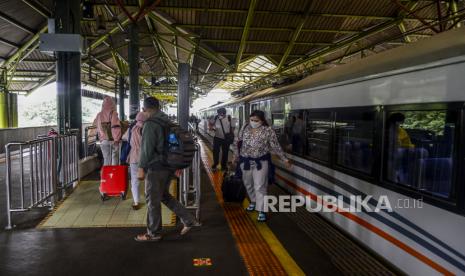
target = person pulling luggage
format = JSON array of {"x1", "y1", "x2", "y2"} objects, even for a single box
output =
[
  {"x1": 135, "y1": 97, "x2": 201, "y2": 242},
  {"x1": 233, "y1": 110, "x2": 291, "y2": 222},
  {"x1": 93, "y1": 96, "x2": 122, "y2": 165}
]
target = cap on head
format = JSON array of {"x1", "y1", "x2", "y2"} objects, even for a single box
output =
[
  {"x1": 143, "y1": 96, "x2": 160, "y2": 110},
  {"x1": 217, "y1": 107, "x2": 226, "y2": 115}
]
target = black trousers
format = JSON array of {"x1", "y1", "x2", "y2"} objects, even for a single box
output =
[{"x1": 213, "y1": 137, "x2": 229, "y2": 168}]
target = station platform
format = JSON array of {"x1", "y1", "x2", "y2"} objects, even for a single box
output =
[{"x1": 0, "y1": 138, "x2": 396, "y2": 276}]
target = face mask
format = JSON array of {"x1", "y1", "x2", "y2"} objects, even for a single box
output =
[{"x1": 250, "y1": 121, "x2": 261, "y2": 128}]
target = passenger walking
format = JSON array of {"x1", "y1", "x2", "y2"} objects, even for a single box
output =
[
  {"x1": 93, "y1": 96, "x2": 121, "y2": 165},
  {"x1": 135, "y1": 97, "x2": 200, "y2": 242},
  {"x1": 122, "y1": 112, "x2": 147, "y2": 210},
  {"x1": 234, "y1": 110, "x2": 291, "y2": 222},
  {"x1": 209, "y1": 107, "x2": 234, "y2": 171}
]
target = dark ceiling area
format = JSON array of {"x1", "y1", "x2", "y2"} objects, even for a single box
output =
[{"x1": 0, "y1": 0, "x2": 464, "y2": 101}]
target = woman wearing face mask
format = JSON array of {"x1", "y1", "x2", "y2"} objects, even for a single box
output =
[{"x1": 233, "y1": 110, "x2": 291, "y2": 222}]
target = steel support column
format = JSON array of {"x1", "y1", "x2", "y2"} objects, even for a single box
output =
[
  {"x1": 7, "y1": 93, "x2": 17, "y2": 127},
  {"x1": 118, "y1": 75, "x2": 125, "y2": 120},
  {"x1": 128, "y1": 24, "x2": 139, "y2": 119},
  {"x1": 235, "y1": 0, "x2": 258, "y2": 71},
  {"x1": 177, "y1": 63, "x2": 190, "y2": 129},
  {"x1": 0, "y1": 92, "x2": 8, "y2": 128},
  {"x1": 55, "y1": 0, "x2": 82, "y2": 142}
]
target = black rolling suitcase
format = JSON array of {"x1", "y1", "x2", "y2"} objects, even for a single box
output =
[{"x1": 221, "y1": 165, "x2": 246, "y2": 202}]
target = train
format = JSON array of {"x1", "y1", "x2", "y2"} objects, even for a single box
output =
[{"x1": 199, "y1": 27, "x2": 465, "y2": 275}]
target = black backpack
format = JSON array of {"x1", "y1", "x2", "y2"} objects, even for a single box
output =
[{"x1": 149, "y1": 118, "x2": 196, "y2": 169}]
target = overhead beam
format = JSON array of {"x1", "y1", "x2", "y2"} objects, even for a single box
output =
[
  {"x1": 450, "y1": 0, "x2": 461, "y2": 28},
  {"x1": 176, "y1": 24, "x2": 359, "y2": 34},
  {"x1": 28, "y1": 74, "x2": 55, "y2": 95},
  {"x1": 200, "y1": 39, "x2": 331, "y2": 46},
  {"x1": 152, "y1": 6, "x2": 439, "y2": 22},
  {"x1": 398, "y1": 21, "x2": 413, "y2": 43},
  {"x1": 2, "y1": 25, "x2": 47, "y2": 69},
  {"x1": 144, "y1": 12, "x2": 176, "y2": 75},
  {"x1": 88, "y1": 11, "x2": 138, "y2": 52},
  {"x1": 0, "y1": 11, "x2": 35, "y2": 34},
  {"x1": 22, "y1": 0, "x2": 51, "y2": 18},
  {"x1": 277, "y1": 1, "x2": 314, "y2": 72},
  {"x1": 285, "y1": 2, "x2": 421, "y2": 72},
  {"x1": 0, "y1": 38, "x2": 19, "y2": 49},
  {"x1": 391, "y1": 0, "x2": 440, "y2": 33},
  {"x1": 235, "y1": 0, "x2": 258, "y2": 71},
  {"x1": 149, "y1": 12, "x2": 232, "y2": 70},
  {"x1": 219, "y1": 52, "x2": 304, "y2": 57}
]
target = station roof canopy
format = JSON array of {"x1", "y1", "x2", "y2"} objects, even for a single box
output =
[{"x1": 0, "y1": 0, "x2": 464, "y2": 99}]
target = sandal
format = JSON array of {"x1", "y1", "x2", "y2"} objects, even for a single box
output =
[
  {"x1": 246, "y1": 203, "x2": 256, "y2": 212},
  {"x1": 257, "y1": 212, "x2": 267, "y2": 222},
  {"x1": 132, "y1": 203, "x2": 141, "y2": 210},
  {"x1": 134, "y1": 233, "x2": 162, "y2": 242}
]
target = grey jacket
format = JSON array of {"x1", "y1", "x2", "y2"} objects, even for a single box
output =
[{"x1": 139, "y1": 111, "x2": 170, "y2": 170}]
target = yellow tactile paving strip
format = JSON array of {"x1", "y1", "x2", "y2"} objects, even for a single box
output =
[
  {"x1": 199, "y1": 140, "x2": 303, "y2": 276},
  {"x1": 37, "y1": 180, "x2": 176, "y2": 229}
]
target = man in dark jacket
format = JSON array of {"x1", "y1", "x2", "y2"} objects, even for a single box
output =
[{"x1": 135, "y1": 97, "x2": 200, "y2": 242}]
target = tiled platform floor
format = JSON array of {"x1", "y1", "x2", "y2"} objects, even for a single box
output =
[{"x1": 38, "y1": 180, "x2": 176, "y2": 228}]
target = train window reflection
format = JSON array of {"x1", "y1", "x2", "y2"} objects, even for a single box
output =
[
  {"x1": 335, "y1": 111, "x2": 375, "y2": 174},
  {"x1": 306, "y1": 112, "x2": 332, "y2": 161},
  {"x1": 385, "y1": 110, "x2": 456, "y2": 199}
]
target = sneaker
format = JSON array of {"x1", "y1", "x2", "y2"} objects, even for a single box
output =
[
  {"x1": 257, "y1": 212, "x2": 267, "y2": 222},
  {"x1": 246, "y1": 203, "x2": 256, "y2": 212},
  {"x1": 134, "y1": 233, "x2": 162, "y2": 242},
  {"x1": 132, "y1": 203, "x2": 141, "y2": 210},
  {"x1": 180, "y1": 220, "x2": 202, "y2": 236}
]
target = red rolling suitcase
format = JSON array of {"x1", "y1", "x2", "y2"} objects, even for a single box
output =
[{"x1": 100, "y1": 165, "x2": 128, "y2": 201}]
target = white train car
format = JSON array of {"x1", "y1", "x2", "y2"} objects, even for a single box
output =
[{"x1": 200, "y1": 28, "x2": 465, "y2": 275}]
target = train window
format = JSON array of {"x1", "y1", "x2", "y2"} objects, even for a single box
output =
[
  {"x1": 251, "y1": 103, "x2": 259, "y2": 111},
  {"x1": 306, "y1": 112, "x2": 332, "y2": 162},
  {"x1": 272, "y1": 113, "x2": 286, "y2": 147},
  {"x1": 335, "y1": 110, "x2": 375, "y2": 174},
  {"x1": 384, "y1": 110, "x2": 457, "y2": 199},
  {"x1": 272, "y1": 113, "x2": 290, "y2": 151},
  {"x1": 285, "y1": 111, "x2": 305, "y2": 155}
]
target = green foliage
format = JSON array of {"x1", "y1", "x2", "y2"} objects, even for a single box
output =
[
  {"x1": 21, "y1": 98, "x2": 102, "y2": 127},
  {"x1": 402, "y1": 111, "x2": 445, "y2": 135},
  {"x1": 23, "y1": 100, "x2": 57, "y2": 126}
]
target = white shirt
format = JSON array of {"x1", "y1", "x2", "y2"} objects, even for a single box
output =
[{"x1": 210, "y1": 116, "x2": 232, "y2": 139}]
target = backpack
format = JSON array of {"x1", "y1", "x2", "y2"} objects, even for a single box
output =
[
  {"x1": 100, "y1": 111, "x2": 119, "y2": 141},
  {"x1": 149, "y1": 118, "x2": 196, "y2": 169},
  {"x1": 120, "y1": 123, "x2": 134, "y2": 164}
]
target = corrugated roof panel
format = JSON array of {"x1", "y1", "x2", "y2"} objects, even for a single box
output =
[
  {"x1": 256, "y1": 0, "x2": 309, "y2": 12},
  {"x1": 198, "y1": 29, "x2": 244, "y2": 40},
  {"x1": 252, "y1": 13, "x2": 301, "y2": 29},
  {"x1": 248, "y1": 29, "x2": 292, "y2": 42}
]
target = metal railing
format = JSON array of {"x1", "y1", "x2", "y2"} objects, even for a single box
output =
[
  {"x1": 84, "y1": 126, "x2": 98, "y2": 158},
  {"x1": 4, "y1": 133, "x2": 79, "y2": 229},
  {"x1": 179, "y1": 141, "x2": 201, "y2": 220}
]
